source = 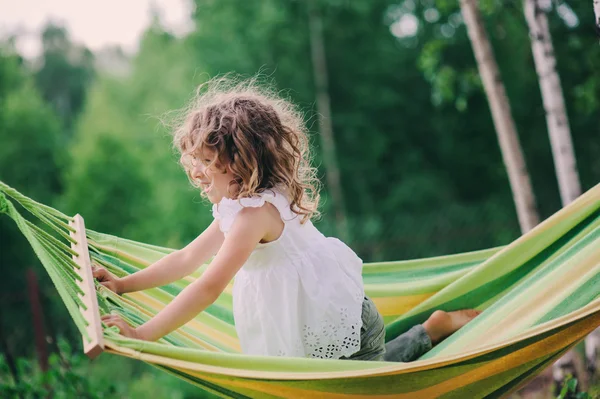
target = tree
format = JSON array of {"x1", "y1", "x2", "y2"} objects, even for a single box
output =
[
  {"x1": 34, "y1": 23, "x2": 95, "y2": 131},
  {"x1": 307, "y1": 0, "x2": 348, "y2": 240},
  {"x1": 595, "y1": 0, "x2": 600, "y2": 34},
  {"x1": 460, "y1": 0, "x2": 540, "y2": 233},
  {"x1": 524, "y1": 0, "x2": 581, "y2": 206},
  {"x1": 61, "y1": 26, "x2": 212, "y2": 248},
  {"x1": 524, "y1": 0, "x2": 597, "y2": 391},
  {"x1": 0, "y1": 49, "x2": 68, "y2": 355}
]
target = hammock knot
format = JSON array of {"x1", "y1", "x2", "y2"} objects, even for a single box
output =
[{"x1": 0, "y1": 192, "x2": 8, "y2": 214}]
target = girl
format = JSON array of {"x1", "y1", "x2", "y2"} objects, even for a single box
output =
[{"x1": 96, "y1": 77, "x2": 479, "y2": 362}]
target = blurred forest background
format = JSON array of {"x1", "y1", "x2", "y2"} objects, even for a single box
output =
[{"x1": 1, "y1": 0, "x2": 599, "y2": 397}]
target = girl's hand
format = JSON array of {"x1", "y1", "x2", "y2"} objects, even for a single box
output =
[
  {"x1": 101, "y1": 314, "x2": 142, "y2": 340},
  {"x1": 127, "y1": 206, "x2": 269, "y2": 342},
  {"x1": 93, "y1": 266, "x2": 123, "y2": 294}
]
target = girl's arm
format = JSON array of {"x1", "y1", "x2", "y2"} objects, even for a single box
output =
[
  {"x1": 105, "y1": 206, "x2": 269, "y2": 341},
  {"x1": 95, "y1": 219, "x2": 225, "y2": 294}
]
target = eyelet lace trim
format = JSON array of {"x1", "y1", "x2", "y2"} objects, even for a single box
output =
[
  {"x1": 300, "y1": 310, "x2": 362, "y2": 359},
  {"x1": 269, "y1": 304, "x2": 362, "y2": 359}
]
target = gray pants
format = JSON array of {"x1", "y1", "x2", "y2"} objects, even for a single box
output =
[{"x1": 345, "y1": 297, "x2": 432, "y2": 362}]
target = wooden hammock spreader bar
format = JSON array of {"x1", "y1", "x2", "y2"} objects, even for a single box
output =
[{"x1": 69, "y1": 214, "x2": 104, "y2": 359}]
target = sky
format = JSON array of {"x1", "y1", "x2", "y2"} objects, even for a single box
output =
[
  {"x1": 0, "y1": 0, "x2": 193, "y2": 58},
  {"x1": 0, "y1": 1, "x2": 579, "y2": 60}
]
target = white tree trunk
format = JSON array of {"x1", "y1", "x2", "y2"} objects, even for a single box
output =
[
  {"x1": 460, "y1": 0, "x2": 540, "y2": 233},
  {"x1": 524, "y1": 0, "x2": 582, "y2": 206},
  {"x1": 307, "y1": 0, "x2": 348, "y2": 239},
  {"x1": 524, "y1": 2, "x2": 594, "y2": 391},
  {"x1": 594, "y1": 0, "x2": 600, "y2": 34}
]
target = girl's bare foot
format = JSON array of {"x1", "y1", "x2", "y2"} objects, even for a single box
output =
[{"x1": 422, "y1": 309, "x2": 481, "y2": 345}]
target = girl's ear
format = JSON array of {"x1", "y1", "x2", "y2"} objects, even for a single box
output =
[
  {"x1": 224, "y1": 161, "x2": 235, "y2": 175},
  {"x1": 226, "y1": 179, "x2": 241, "y2": 198}
]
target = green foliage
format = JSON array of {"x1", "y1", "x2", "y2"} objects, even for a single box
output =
[
  {"x1": 59, "y1": 28, "x2": 214, "y2": 247},
  {"x1": 556, "y1": 375, "x2": 592, "y2": 399},
  {"x1": 588, "y1": 383, "x2": 600, "y2": 399},
  {"x1": 0, "y1": 48, "x2": 74, "y2": 357},
  {"x1": 62, "y1": 134, "x2": 153, "y2": 238},
  {"x1": 0, "y1": 343, "x2": 106, "y2": 398},
  {"x1": 0, "y1": 339, "x2": 208, "y2": 399},
  {"x1": 34, "y1": 23, "x2": 95, "y2": 130},
  {"x1": 1, "y1": 0, "x2": 600, "y2": 394},
  {"x1": 0, "y1": 51, "x2": 63, "y2": 202}
]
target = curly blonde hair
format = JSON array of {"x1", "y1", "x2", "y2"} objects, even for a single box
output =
[{"x1": 171, "y1": 76, "x2": 320, "y2": 222}]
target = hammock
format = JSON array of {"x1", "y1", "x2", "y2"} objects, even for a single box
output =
[{"x1": 1, "y1": 180, "x2": 599, "y2": 399}]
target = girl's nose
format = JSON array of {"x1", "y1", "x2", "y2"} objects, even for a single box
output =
[{"x1": 192, "y1": 163, "x2": 206, "y2": 178}]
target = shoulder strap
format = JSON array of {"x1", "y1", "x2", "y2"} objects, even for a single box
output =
[{"x1": 212, "y1": 188, "x2": 298, "y2": 233}]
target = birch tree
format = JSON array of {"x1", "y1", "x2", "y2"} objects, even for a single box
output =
[
  {"x1": 595, "y1": 0, "x2": 600, "y2": 34},
  {"x1": 460, "y1": 0, "x2": 540, "y2": 233},
  {"x1": 307, "y1": 0, "x2": 348, "y2": 239},
  {"x1": 524, "y1": 0, "x2": 581, "y2": 205},
  {"x1": 525, "y1": 1, "x2": 597, "y2": 390}
]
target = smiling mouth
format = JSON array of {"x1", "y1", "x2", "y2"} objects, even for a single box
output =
[{"x1": 199, "y1": 182, "x2": 212, "y2": 193}]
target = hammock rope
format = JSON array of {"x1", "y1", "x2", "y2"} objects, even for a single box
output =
[{"x1": 1, "y1": 180, "x2": 599, "y2": 398}]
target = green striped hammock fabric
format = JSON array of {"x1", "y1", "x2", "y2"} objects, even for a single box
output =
[{"x1": 1, "y1": 180, "x2": 599, "y2": 398}]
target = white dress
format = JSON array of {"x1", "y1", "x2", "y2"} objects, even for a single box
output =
[{"x1": 212, "y1": 188, "x2": 365, "y2": 359}]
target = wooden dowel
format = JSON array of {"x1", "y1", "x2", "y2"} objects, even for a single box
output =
[{"x1": 69, "y1": 214, "x2": 104, "y2": 359}]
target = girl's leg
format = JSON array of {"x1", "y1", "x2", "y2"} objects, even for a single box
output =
[
  {"x1": 385, "y1": 309, "x2": 481, "y2": 362},
  {"x1": 346, "y1": 297, "x2": 386, "y2": 361},
  {"x1": 384, "y1": 325, "x2": 432, "y2": 362}
]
